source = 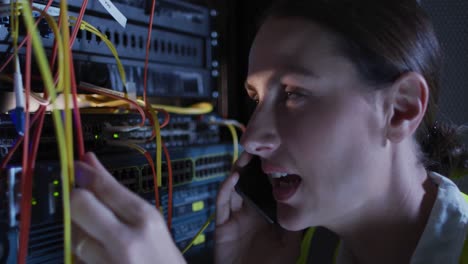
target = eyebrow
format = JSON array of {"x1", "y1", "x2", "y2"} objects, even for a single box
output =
[
  {"x1": 281, "y1": 65, "x2": 317, "y2": 78},
  {"x1": 244, "y1": 65, "x2": 317, "y2": 91}
]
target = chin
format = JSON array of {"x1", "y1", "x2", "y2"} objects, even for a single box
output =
[{"x1": 276, "y1": 203, "x2": 310, "y2": 231}]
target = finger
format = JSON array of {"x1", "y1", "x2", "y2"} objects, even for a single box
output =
[
  {"x1": 232, "y1": 151, "x2": 252, "y2": 171},
  {"x1": 228, "y1": 151, "x2": 251, "y2": 213},
  {"x1": 71, "y1": 188, "x2": 125, "y2": 245},
  {"x1": 230, "y1": 190, "x2": 243, "y2": 212},
  {"x1": 216, "y1": 172, "x2": 239, "y2": 225},
  {"x1": 75, "y1": 154, "x2": 156, "y2": 225},
  {"x1": 72, "y1": 225, "x2": 107, "y2": 264}
]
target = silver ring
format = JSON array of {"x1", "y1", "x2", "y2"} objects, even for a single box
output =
[{"x1": 75, "y1": 237, "x2": 89, "y2": 257}]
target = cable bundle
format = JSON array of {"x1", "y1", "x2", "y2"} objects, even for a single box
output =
[{"x1": 0, "y1": 0, "x2": 246, "y2": 261}]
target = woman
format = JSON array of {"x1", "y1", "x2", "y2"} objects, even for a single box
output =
[{"x1": 71, "y1": 0, "x2": 468, "y2": 263}]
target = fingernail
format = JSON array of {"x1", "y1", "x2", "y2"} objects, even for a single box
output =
[
  {"x1": 231, "y1": 172, "x2": 239, "y2": 185},
  {"x1": 82, "y1": 152, "x2": 95, "y2": 163}
]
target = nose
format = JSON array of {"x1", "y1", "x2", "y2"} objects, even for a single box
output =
[{"x1": 240, "y1": 103, "x2": 280, "y2": 157}]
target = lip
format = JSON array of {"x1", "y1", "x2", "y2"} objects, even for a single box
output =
[{"x1": 261, "y1": 162, "x2": 294, "y2": 174}]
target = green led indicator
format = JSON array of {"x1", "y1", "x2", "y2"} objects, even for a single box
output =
[
  {"x1": 32, "y1": 199, "x2": 37, "y2": 205},
  {"x1": 53, "y1": 192, "x2": 59, "y2": 197},
  {"x1": 113, "y1": 133, "x2": 119, "y2": 139},
  {"x1": 53, "y1": 180, "x2": 59, "y2": 185},
  {"x1": 95, "y1": 135, "x2": 99, "y2": 139}
]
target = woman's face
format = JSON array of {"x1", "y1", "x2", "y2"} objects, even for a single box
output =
[{"x1": 242, "y1": 18, "x2": 391, "y2": 230}]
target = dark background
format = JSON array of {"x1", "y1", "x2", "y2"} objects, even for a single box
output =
[{"x1": 209, "y1": 0, "x2": 468, "y2": 135}]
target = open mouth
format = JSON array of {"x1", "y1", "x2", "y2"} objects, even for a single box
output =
[{"x1": 268, "y1": 173, "x2": 302, "y2": 202}]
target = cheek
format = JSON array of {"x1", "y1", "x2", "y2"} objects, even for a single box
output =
[
  {"x1": 280, "y1": 96, "x2": 379, "y2": 165},
  {"x1": 278, "y1": 98, "x2": 382, "y2": 204}
]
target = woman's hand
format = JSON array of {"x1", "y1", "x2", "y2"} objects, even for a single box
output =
[
  {"x1": 214, "y1": 152, "x2": 303, "y2": 264},
  {"x1": 71, "y1": 152, "x2": 185, "y2": 264}
]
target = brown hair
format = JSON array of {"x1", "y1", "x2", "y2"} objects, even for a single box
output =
[{"x1": 263, "y1": 0, "x2": 468, "y2": 177}]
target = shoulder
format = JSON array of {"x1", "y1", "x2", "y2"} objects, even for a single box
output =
[{"x1": 411, "y1": 172, "x2": 468, "y2": 264}]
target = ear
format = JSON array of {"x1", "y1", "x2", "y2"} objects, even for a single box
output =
[{"x1": 385, "y1": 72, "x2": 429, "y2": 143}]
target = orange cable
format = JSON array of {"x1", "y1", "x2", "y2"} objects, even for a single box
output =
[
  {"x1": 0, "y1": 0, "x2": 54, "y2": 73},
  {"x1": 162, "y1": 142, "x2": 173, "y2": 229},
  {"x1": 143, "y1": 0, "x2": 157, "y2": 104}
]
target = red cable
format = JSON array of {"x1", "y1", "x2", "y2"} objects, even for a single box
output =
[
  {"x1": 49, "y1": 6, "x2": 63, "y2": 71},
  {"x1": 143, "y1": 0, "x2": 157, "y2": 104},
  {"x1": 29, "y1": 107, "x2": 46, "y2": 169},
  {"x1": 162, "y1": 142, "x2": 173, "y2": 229},
  {"x1": 68, "y1": 0, "x2": 89, "y2": 160},
  {"x1": 70, "y1": 0, "x2": 88, "y2": 47},
  {"x1": 0, "y1": 106, "x2": 45, "y2": 170},
  {"x1": 157, "y1": 108, "x2": 170, "y2": 129},
  {"x1": 70, "y1": 63, "x2": 85, "y2": 160},
  {"x1": 0, "y1": 0, "x2": 54, "y2": 73},
  {"x1": 143, "y1": 151, "x2": 160, "y2": 209},
  {"x1": 145, "y1": 108, "x2": 170, "y2": 140},
  {"x1": 18, "y1": 24, "x2": 33, "y2": 264},
  {"x1": 78, "y1": 86, "x2": 147, "y2": 127}
]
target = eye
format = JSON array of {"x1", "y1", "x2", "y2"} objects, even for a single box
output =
[
  {"x1": 283, "y1": 86, "x2": 304, "y2": 101},
  {"x1": 286, "y1": 91, "x2": 301, "y2": 100}
]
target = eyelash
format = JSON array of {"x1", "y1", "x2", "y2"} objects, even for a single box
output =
[
  {"x1": 284, "y1": 86, "x2": 303, "y2": 101},
  {"x1": 248, "y1": 86, "x2": 303, "y2": 104}
]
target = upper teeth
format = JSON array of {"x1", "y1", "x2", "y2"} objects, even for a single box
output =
[{"x1": 270, "y1": 172, "x2": 289, "y2": 178}]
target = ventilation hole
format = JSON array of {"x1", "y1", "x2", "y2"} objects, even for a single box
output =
[
  {"x1": 69, "y1": 26, "x2": 74, "y2": 38},
  {"x1": 105, "y1": 29, "x2": 111, "y2": 41},
  {"x1": 181, "y1": 45, "x2": 186, "y2": 56},
  {"x1": 114, "y1": 32, "x2": 120, "y2": 46},
  {"x1": 94, "y1": 27, "x2": 103, "y2": 44},
  {"x1": 139, "y1": 36, "x2": 144, "y2": 50},
  {"x1": 192, "y1": 47, "x2": 197, "y2": 56},
  {"x1": 123, "y1": 33, "x2": 128, "y2": 47},
  {"x1": 186, "y1": 45, "x2": 191, "y2": 56},
  {"x1": 161, "y1": 40, "x2": 166, "y2": 53},
  {"x1": 153, "y1": 39, "x2": 158, "y2": 52},
  {"x1": 131, "y1": 34, "x2": 136, "y2": 48},
  {"x1": 168, "y1": 42, "x2": 172, "y2": 54},
  {"x1": 174, "y1": 43, "x2": 179, "y2": 54},
  {"x1": 86, "y1": 30, "x2": 92, "y2": 42},
  {"x1": 77, "y1": 29, "x2": 83, "y2": 40}
]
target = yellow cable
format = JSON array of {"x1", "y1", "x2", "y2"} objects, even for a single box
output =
[
  {"x1": 181, "y1": 122, "x2": 239, "y2": 255},
  {"x1": 182, "y1": 212, "x2": 215, "y2": 255},
  {"x1": 147, "y1": 104, "x2": 162, "y2": 187},
  {"x1": 226, "y1": 124, "x2": 239, "y2": 164},
  {"x1": 11, "y1": 1, "x2": 19, "y2": 68},
  {"x1": 80, "y1": 96, "x2": 213, "y2": 115},
  {"x1": 59, "y1": 1, "x2": 74, "y2": 263},
  {"x1": 29, "y1": 6, "x2": 66, "y2": 93},
  {"x1": 60, "y1": 0, "x2": 74, "y2": 175},
  {"x1": 20, "y1": 2, "x2": 71, "y2": 264},
  {"x1": 109, "y1": 141, "x2": 147, "y2": 155},
  {"x1": 70, "y1": 17, "x2": 127, "y2": 86},
  {"x1": 137, "y1": 100, "x2": 213, "y2": 115},
  {"x1": 207, "y1": 118, "x2": 242, "y2": 164},
  {"x1": 86, "y1": 99, "x2": 128, "y2": 108}
]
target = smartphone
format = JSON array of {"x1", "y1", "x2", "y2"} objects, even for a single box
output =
[{"x1": 234, "y1": 155, "x2": 277, "y2": 223}]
